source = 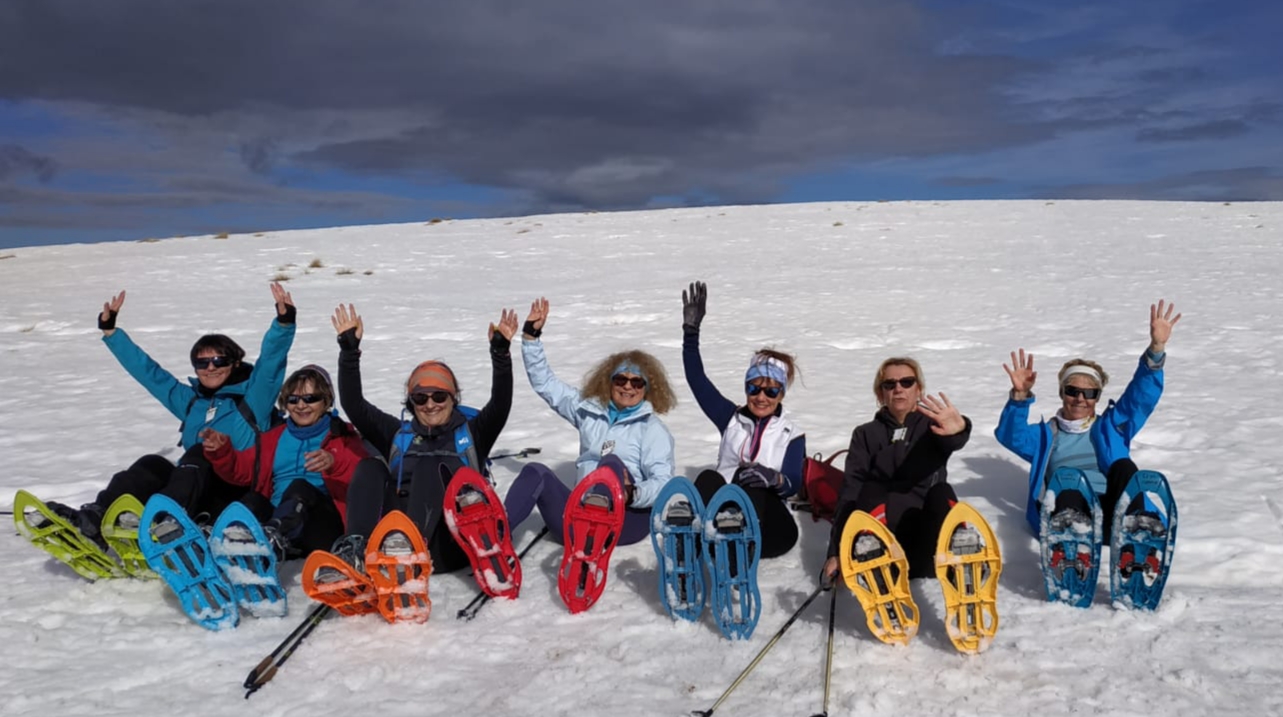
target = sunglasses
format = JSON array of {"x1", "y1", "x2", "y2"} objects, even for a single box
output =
[
  {"x1": 286, "y1": 394, "x2": 324, "y2": 405},
  {"x1": 612, "y1": 375, "x2": 647, "y2": 390},
  {"x1": 192, "y1": 356, "x2": 232, "y2": 370},
  {"x1": 1062, "y1": 385, "x2": 1102, "y2": 400},
  {"x1": 746, "y1": 384, "x2": 783, "y2": 399},
  {"x1": 409, "y1": 390, "x2": 452, "y2": 406},
  {"x1": 879, "y1": 376, "x2": 918, "y2": 391}
]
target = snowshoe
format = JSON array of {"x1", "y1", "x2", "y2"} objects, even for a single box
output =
[
  {"x1": 1110, "y1": 470, "x2": 1177, "y2": 611},
  {"x1": 100, "y1": 494, "x2": 156, "y2": 579},
  {"x1": 839, "y1": 510, "x2": 919, "y2": 646},
  {"x1": 558, "y1": 466, "x2": 626, "y2": 614},
  {"x1": 650, "y1": 478, "x2": 707, "y2": 623},
  {"x1": 13, "y1": 490, "x2": 123, "y2": 581},
  {"x1": 138, "y1": 495, "x2": 239, "y2": 631},
  {"x1": 703, "y1": 484, "x2": 761, "y2": 640},
  {"x1": 209, "y1": 502, "x2": 287, "y2": 619},
  {"x1": 365, "y1": 510, "x2": 432, "y2": 624},
  {"x1": 444, "y1": 466, "x2": 522, "y2": 601},
  {"x1": 302, "y1": 548, "x2": 379, "y2": 617},
  {"x1": 1039, "y1": 467, "x2": 1102, "y2": 608},
  {"x1": 934, "y1": 502, "x2": 1001, "y2": 654}
]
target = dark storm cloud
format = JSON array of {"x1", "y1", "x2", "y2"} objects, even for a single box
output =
[
  {"x1": 1052, "y1": 167, "x2": 1283, "y2": 201},
  {"x1": 0, "y1": 144, "x2": 57, "y2": 182},
  {"x1": 1137, "y1": 119, "x2": 1250, "y2": 143}
]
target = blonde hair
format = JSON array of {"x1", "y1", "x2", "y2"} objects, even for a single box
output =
[
  {"x1": 583, "y1": 350, "x2": 677, "y2": 414},
  {"x1": 873, "y1": 357, "x2": 924, "y2": 405},
  {"x1": 751, "y1": 347, "x2": 801, "y2": 388},
  {"x1": 1058, "y1": 359, "x2": 1109, "y2": 388}
]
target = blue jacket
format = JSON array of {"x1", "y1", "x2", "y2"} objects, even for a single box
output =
[
  {"x1": 522, "y1": 339, "x2": 676, "y2": 509},
  {"x1": 995, "y1": 350, "x2": 1165, "y2": 536},
  {"x1": 102, "y1": 319, "x2": 295, "y2": 451}
]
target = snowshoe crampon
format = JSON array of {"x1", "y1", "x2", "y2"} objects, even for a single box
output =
[
  {"x1": 703, "y1": 484, "x2": 761, "y2": 640},
  {"x1": 839, "y1": 511, "x2": 919, "y2": 646},
  {"x1": 1110, "y1": 470, "x2": 1177, "y2": 611},
  {"x1": 649, "y1": 478, "x2": 707, "y2": 623},
  {"x1": 209, "y1": 502, "x2": 287, "y2": 619},
  {"x1": 365, "y1": 510, "x2": 432, "y2": 624},
  {"x1": 302, "y1": 551, "x2": 378, "y2": 617},
  {"x1": 138, "y1": 495, "x2": 239, "y2": 631},
  {"x1": 1039, "y1": 468, "x2": 1102, "y2": 608},
  {"x1": 100, "y1": 494, "x2": 156, "y2": 579},
  {"x1": 558, "y1": 467, "x2": 626, "y2": 614},
  {"x1": 934, "y1": 502, "x2": 1001, "y2": 654},
  {"x1": 14, "y1": 490, "x2": 123, "y2": 581},
  {"x1": 444, "y1": 466, "x2": 521, "y2": 601}
]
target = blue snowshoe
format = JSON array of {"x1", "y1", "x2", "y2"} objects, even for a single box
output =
[
  {"x1": 703, "y1": 484, "x2": 761, "y2": 640},
  {"x1": 1110, "y1": 470, "x2": 1177, "y2": 610},
  {"x1": 209, "y1": 502, "x2": 288, "y2": 619},
  {"x1": 1039, "y1": 467, "x2": 1103, "y2": 608},
  {"x1": 138, "y1": 495, "x2": 239, "y2": 631},
  {"x1": 649, "y1": 478, "x2": 707, "y2": 622}
]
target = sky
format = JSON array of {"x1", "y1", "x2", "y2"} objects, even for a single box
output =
[
  {"x1": 3, "y1": 200, "x2": 1282, "y2": 716},
  {"x1": 1, "y1": 0, "x2": 1281, "y2": 248}
]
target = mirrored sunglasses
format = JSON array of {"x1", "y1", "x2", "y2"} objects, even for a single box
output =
[
  {"x1": 746, "y1": 383, "x2": 783, "y2": 399},
  {"x1": 1062, "y1": 385, "x2": 1102, "y2": 400}
]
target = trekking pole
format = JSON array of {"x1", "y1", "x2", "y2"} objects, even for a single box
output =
[
  {"x1": 692, "y1": 584, "x2": 826, "y2": 717},
  {"x1": 810, "y1": 588, "x2": 838, "y2": 717},
  {"x1": 457, "y1": 526, "x2": 550, "y2": 621},
  {"x1": 490, "y1": 447, "x2": 542, "y2": 461},
  {"x1": 244, "y1": 602, "x2": 332, "y2": 698}
]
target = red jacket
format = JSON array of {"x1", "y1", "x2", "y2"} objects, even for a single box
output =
[{"x1": 205, "y1": 420, "x2": 369, "y2": 526}]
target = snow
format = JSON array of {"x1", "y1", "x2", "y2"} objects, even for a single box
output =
[{"x1": 2, "y1": 200, "x2": 1283, "y2": 716}]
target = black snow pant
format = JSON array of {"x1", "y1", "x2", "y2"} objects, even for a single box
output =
[
  {"x1": 845, "y1": 480, "x2": 958, "y2": 580},
  {"x1": 94, "y1": 445, "x2": 242, "y2": 521},
  {"x1": 239, "y1": 481, "x2": 345, "y2": 557},
  {"x1": 694, "y1": 470, "x2": 799, "y2": 559},
  {"x1": 343, "y1": 457, "x2": 469, "y2": 574}
]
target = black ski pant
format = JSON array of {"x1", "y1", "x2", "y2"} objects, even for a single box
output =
[
  {"x1": 94, "y1": 446, "x2": 242, "y2": 520},
  {"x1": 841, "y1": 480, "x2": 958, "y2": 580},
  {"x1": 239, "y1": 481, "x2": 345, "y2": 558},
  {"x1": 694, "y1": 470, "x2": 799, "y2": 559},
  {"x1": 344, "y1": 457, "x2": 469, "y2": 574},
  {"x1": 1051, "y1": 458, "x2": 1139, "y2": 545}
]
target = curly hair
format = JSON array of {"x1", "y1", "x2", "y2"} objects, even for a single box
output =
[
  {"x1": 873, "y1": 356, "x2": 925, "y2": 403},
  {"x1": 751, "y1": 347, "x2": 801, "y2": 388},
  {"x1": 1058, "y1": 359, "x2": 1109, "y2": 388},
  {"x1": 582, "y1": 350, "x2": 677, "y2": 414},
  {"x1": 277, "y1": 366, "x2": 335, "y2": 413}
]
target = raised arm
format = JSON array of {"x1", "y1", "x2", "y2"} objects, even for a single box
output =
[
  {"x1": 98, "y1": 290, "x2": 193, "y2": 419},
  {"x1": 471, "y1": 308, "x2": 517, "y2": 457},
  {"x1": 331, "y1": 303, "x2": 401, "y2": 454},
  {"x1": 242, "y1": 282, "x2": 297, "y2": 428},
  {"x1": 521, "y1": 298, "x2": 585, "y2": 426},
  {"x1": 681, "y1": 281, "x2": 736, "y2": 430}
]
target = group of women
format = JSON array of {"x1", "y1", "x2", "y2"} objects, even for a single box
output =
[{"x1": 39, "y1": 279, "x2": 1181, "y2": 620}]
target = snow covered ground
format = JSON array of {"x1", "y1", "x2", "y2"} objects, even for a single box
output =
[{"x1": 2, "y1": 200, "x2": 1281, "y2": 716}]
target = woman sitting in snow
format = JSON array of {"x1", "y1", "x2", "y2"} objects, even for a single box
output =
[
  {"x1": 503, "y1": 297, "x2": 678, "y2": 545},
  {"x1": 42, "y1": 283, "x2": 295, "y2": 546},
  {"x1": 995, "y1": 300, "x2": 1181, "y2": 541},
  {"x1": 325, "y1": 303, "x2": 516, "y2": 572},
  {"x1": 821, "y1": 356, "x2": 972, "y2": 583},
  {"x1": 200, "y1": 364, "x2": 368, "y2": 559},
  {"x1": 679, "y1": 281, "x2": 805, "y2": 558}
]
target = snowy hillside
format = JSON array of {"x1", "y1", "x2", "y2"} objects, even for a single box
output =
[{"x1": 2, "y1": 200, "x2": 1281, "y2": 716}]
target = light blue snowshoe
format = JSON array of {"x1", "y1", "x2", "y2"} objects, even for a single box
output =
[
  {"x1": 650, "y1": 478, "x2": 706, "y2": 622},
  {"x1": 210, "y1": 502, "x2": 288, "y2": 619},
  {"x1": 1039, "y1": 467, "x2": 1103, "y2": 608},
  {"x1": 703, "y1": 484, "x2": 761, "y2": 640},
  {"x1": 1110, "y1": 470, "x2": 1177, "y2": 611},
  {"x1": 138, "y1": 495, "x2": 239, "y2": 631}
]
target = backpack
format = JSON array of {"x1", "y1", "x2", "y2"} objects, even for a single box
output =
[{"x1": 387, "y1": 406, "x2": 487, "y2": 491}]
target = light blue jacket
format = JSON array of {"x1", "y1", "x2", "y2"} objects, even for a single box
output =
[
  {"x1": 522, "y1": 339, "x2": 675, "y2": 509},
  {"x1": 102, "y1": 319, "x2": 295, "y2": 451},
  {"x1": 995, "y1": 350, "x2": 1165, "y2": 536}
]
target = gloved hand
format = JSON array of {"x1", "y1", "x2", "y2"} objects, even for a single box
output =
[
  {"x1": 733, "y1": 464, "x2": 782, "y2": 491},
  {"x1": 682, "y1": 281, "x2": 707, "y2": 332}
]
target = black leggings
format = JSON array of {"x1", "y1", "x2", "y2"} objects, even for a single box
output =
[
  {"x1": 94, "y1": 446, "x2": 243, "y2": 519},
  {"x1": 694, "y1": 470, "x2": 799, "y2": 560},
  {"x1": 239, "y1": 481, "x2": 345, "y2": 556},
  {"x1": 1051, "y1": 458, "x2": 1139, "y2": 544},
  {"x1": 344, "y1": 457, "x2": 469, "y2": 574}
]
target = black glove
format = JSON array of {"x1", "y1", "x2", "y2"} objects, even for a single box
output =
[
  {"x1": 521, "y1": 319, "x2": 542, "y2": 339},
  {"x1": 490, "y1": 331, "x2": 512, "y2": 355},
  {"x1": 733, "y1": 464, "x2": 781, "y2": 491},
  {"x1": 98, "y1": 308, "x2": 118, "y2": 331},
  {"x1": 682, "y1": 281, "x2": 707, "y2": 332},
  {"x1": 337, "y1": 327, "x2": 361, "y2": 351},
  {"x1": 277, "y1": 303, "x2": 297, "y2": 325}
]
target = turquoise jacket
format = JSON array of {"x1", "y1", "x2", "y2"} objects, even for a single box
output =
[
  {"x1": 995, "y1": 349, "x2": 1166, "y2": 536},
  {"x1": 522, "y1": 339, "x2": 675, "y2": 509},
  {"x1": 102, "y1": 318, "x2": 295, "y2": 451}
]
